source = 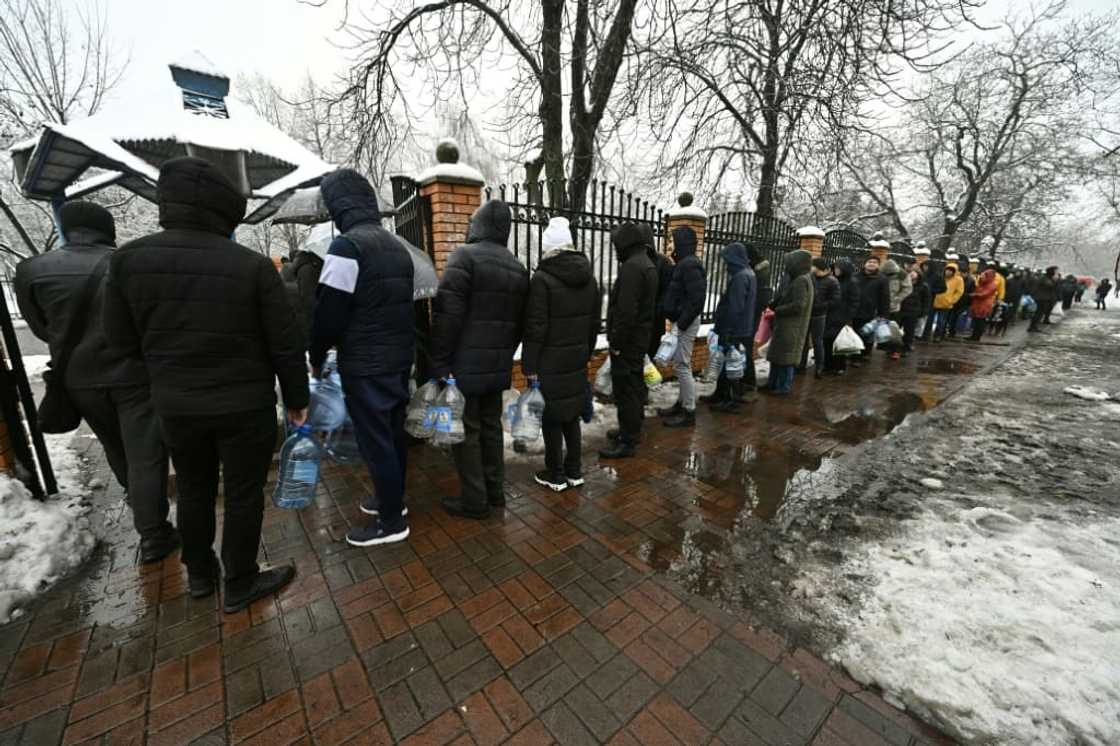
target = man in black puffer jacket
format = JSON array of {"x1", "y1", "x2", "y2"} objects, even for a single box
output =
[
  {"x1": 852, "y1": 255, "x2": 890, "y2": 360},
  {"x1": 658, "y1": 226, "x2": 706, "y2": 428},
  {"x1": 601, "y1": 223, "x2": 658, "y2": 459},
  {"x1": 746, "y1": 244, "x2": 772, "y2": 395},
  {"x1": 800, "y1": 257, "x2": 841, "y2": 377},
  {"x1": 643, "y1": 224, "x2": 674, "y2": 361},
  {"x1": 431, "y1": 200, "x2": 529, "y2": 519},
  {"x1": 310, "y1": 169, "x2": 415, "y2": 546},
  {"x1": 16, "y1": 202, "x2": 175, "y2": 564},
  {"x1": 104, "y1": 157, "x2": 309, "y2": 613},
  {"x1": 521, "y1": 217, "x2": 599, "y2": 492}
]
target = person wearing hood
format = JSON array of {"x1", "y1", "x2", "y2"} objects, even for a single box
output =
[
  {"x1": 852, "y1": 255, "x2": 890, "y2": 359},
  {"x1": 880, "y1": 258, "x2": 912, "y2": 360},
  {"x1": 949, "y1": 253, "x2": 975, "y2": 337},
  {"x1": 310, "y1": 170, "x2": 415, "y2": 546},
  {"x1": 1028, "y1": 266, "x2": 1060, "y2": 331},
  {"x1": 968, "y1": 268, "x2": 999, "y2": 341},
  {"x1": 431, "y1": 200, "x2": 530, "y2": 518},
  {"x1": 917, "y1": 252, "x2": 946, "y2": 342},
  {"x1": 745, "y1": 243, "x2": 771, "y2": 394},
  {"x1": 521, "y1": 218, "x2": 599, "y2": 492},
  {"x1": 601, "y1": 223, "x2": 658, "y2": 459},
  {"x1": 658, "y1": 225, "x2": 707, "y2": 427},
  {"x1": 799, "y1": 257, "x2": 840, "y2": 376},
  {"x1": 281, "y1": 238, "x2": 324, "y2": 342},
  {"x1": 1059, "y1": 274, "x2": 1078, "y2": 311},
  {"x1": 1003, "y1": 268, "x2": 1024, "y2": 325},
  {"x1": 709, "y1": 242, "x2": 757, "y2": 412},
  {"x1": 16, "y1": 202, "x2": 176, "y2": 564},
  {"x1": 642, "y1": 224, "x2": 674, "y2": 361},
  {"x1": 1095, "y1": 278, "x2": 1111, "y2": 309},
  {"x1": 930, "y1": 262, "x2": 964, "y2": 341},
  {"x1": 104, "y1": 157, "x2": 308, "y2": 612},
  {"x1": 765, "y1": 250, "x2": 814, "y2": 394},
  {"x1": 824, "y1": 259, "x2": 859, "y2": 374},
  {"x1": 898, "y1": 266, "x2": 931, "y2": 353}
]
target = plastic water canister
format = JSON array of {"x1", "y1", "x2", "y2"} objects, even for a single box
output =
[
  {"x1": 511, "y1": 381, "x2": 545, "y2": 443},
  {"x1": 406, "y1": 379, "x2": 440, "y2": 439},
  {"x1": 431, "y1": 377, "x2": 466, "y2": 446},
  {"x1": 703, "y1": 346, "x2": 726, "y2": 382},
  {"x1": 653, "y1": 331, "x2": 678, "y2": 366},
  {"x1": 307, "y1": 377, "x2": 347, "y2": 432},
  {"x1": 273, "y1": 425, "x2": 321, "y2": 510},
  {"x1": 725, "y1": 346, "x2": 746, "y2": 380},
  {"x1": 326, "y1": 415, "x2": 360, "y2": 464}
]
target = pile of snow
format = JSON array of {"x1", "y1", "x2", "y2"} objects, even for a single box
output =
[
  {"x1": 828, "y1": 504, "x2": 1120, "y2": 744},
  {"x1": 1063, "y1": 385, "x2": 1111, "y2": 401},
  {"x1": 0, "y1": 435, "x2": 96, "y2": 623},
  {"x1": 21, "y1": 354, "x2": 50, "y2": 380}
]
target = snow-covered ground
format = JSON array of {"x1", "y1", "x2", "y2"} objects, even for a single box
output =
[
  {"x1": 21, "y1": 354, "x2": 49, "y2": 380},
  {"x1": 784, "y1": 308, "x2": 1120, "y2": 745},
  {"x1": 0, "y1": 433, "x2": 96, "y2": 624}
]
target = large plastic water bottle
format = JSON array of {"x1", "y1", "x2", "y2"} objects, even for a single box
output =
[
  {"x1": 406, "y1": 379, "x2": 440, "y2": 439},
  {"x1": 703, "y1": 346, "x2": 726, "y2": 382},
  {"x1": 725, "y1": 345, "x2": 746, "y2": 380},
  {"x1": 307, "y1": 377, "x2": 347, "y2": 432},
  {"x1": 431, "y1": 377, "x2": 466, "y2": 446},
  {"x1": 511, "y1": 381, "x2": 545, "y2": 443},
  {"x1": 653, "y1": 331, "x2": 679, "y2": 366},
  {"x1": 273, "y1": 425, "x2": 321, "y2": 510}
]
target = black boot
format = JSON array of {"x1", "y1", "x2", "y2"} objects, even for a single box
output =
[
  {"x1": 442, "y1": 496, "x2": 492, "y2": 521},
  {"x1": 663, "y1": 410, "x2": 696, "y2": 428},
  {"x1": 599, "y1": 440, "x2": 636, "y2": 459},
  {"x1": 140, "y1": 527, "x2": 181, "y2": 565},
  {"x1": 656, "y1": 402, "x2": 683, "y2": 418},
  {"x1": 223, "y1": 566, "x2": 296, "y2": 614},
  {"x1": 188, "y1": 557, "x2": 221, "y2": 600}
]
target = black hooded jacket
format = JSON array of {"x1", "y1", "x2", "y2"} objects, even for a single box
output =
[
  {"x1": 15, "y1": 204, "x2": 148, "y2": 390},
  {"x1": 662, "y1": 226, "x2": 707, "y2": 330},
  {"x1": 104, "y1": 157, "x2": 309, "y2": 416},
  {"x1": 854, "y1": 265, "x2": 890, "y2": 321},
  {"x1": 309, "y1": 169, "x2": 414, "y2": 378},
  {"x1": 826, "y1": 260, "x2": 860, "y2": 337},
  {"x1": 282, "y1": 250, "x2": 322, "y2": 343},
  {"x1": 521, "y1": 250, "x2": 600, "y2": 422},
  {"x1": 713, "y1": 242, "x2": 757, "y2": 345},
  {"x1": 606, "y1": 223, "x2": 658, "y2": 368},
  {"x1": 430, "y1": 200, "x2": 530, "y2": 395},
  {"x1": 746, "y1": 244, "x2": 773, "y2": 313}
]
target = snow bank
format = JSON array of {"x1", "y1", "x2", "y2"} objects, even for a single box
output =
[
  {"x1": 829, "y1": 505, "x2": 1120, "y2": 745},
  {"x1": 0, "y1": 435, "x2": 96, "y2": 623},
  {"x1": 21, "y1": 354, "x2": 49, "y2": 380},
  {"x1": 1063, "y1": 385, "x2": 1111, "y2": 401}
]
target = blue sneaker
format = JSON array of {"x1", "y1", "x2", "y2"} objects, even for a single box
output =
[
  {"x1": 360, "y1": 494, "x2": 408, "y2": 517},
  {"x1": 346, "y1": 519, "x2": 410, "y2": 547}
]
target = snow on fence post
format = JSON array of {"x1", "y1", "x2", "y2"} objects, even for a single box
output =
[
  {"x1": 869, "y1": 232, "x2": 891, "y2": 261},
  {"x1": 417, "y1": 139, "x2": 484, "y2": 276},
  {"x1": 666, "y1": 192, "x2": 707, "y2": 257},
  {"x1": 798, "y1": 225, "x2": 825, "y2": 257}
]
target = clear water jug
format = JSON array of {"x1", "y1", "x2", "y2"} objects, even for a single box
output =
[
  {"x1": 725, "y1": 346, "x2": 746, "y2": 380},
  {"x1": 406, "y1": 379, "x2": 440, "y2": 439},
  {"x1": 653, "y1": 331, "x2": 678, "y2": 366},
  {"x1": 511, "y1": 381, "x2": 545, "y2": 443},
  {"x1": 326, "y1": 414, "x2": 360, "y2": 464},
  {"x1": 307, "y1": 377, "x2": 347, "y2": 432},
  {"x1": 431, "y1": 377, "x2": 466, "y2": 446},
  {"x1": 273, "y1": 425, "x2": 321, "y2": 510},
  {"x1": 703, "y1": 346, "x2": 726, "y2": 382}
]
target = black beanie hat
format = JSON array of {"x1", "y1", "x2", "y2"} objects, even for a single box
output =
[
  {"x1": 811, "y1": 256, "x2": 831, "y2": 271},
  {"x1": 60, "y1": 201, "x2": 115, "y2": 243}
]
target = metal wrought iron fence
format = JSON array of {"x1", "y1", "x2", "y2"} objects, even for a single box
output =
[
  {"x1": 484, "y1": 179, "x2": 665, "y2": 329},
  {"x1": 822, "y1": 228, "x2": 870, "y2": 266},
  {"x1": 702, "y1": 211, "x2": 799, "y2": 322}
]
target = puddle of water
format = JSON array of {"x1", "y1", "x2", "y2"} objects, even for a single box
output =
[
  {"x1": 916, "y1": 358, "x2": 979, "y2": 375},
  {"x1": 825, "y1": 391, "x2": 930, "y2": 444}
]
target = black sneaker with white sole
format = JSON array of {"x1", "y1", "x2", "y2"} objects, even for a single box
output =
[
  {"x1": 346, "y1": 519, "x2": 410, "y2": 547},
  {"x1": 565, "y1": 474, "x2": 585, "y2": 488},
  {"x1": 360, "y1": 495, "x2": 408, "y2": 518},
  {"x1": 534, "y1": 471, "x2": 569, "y2": 492}
]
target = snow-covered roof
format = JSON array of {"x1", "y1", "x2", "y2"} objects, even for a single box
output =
[
  {"x1": 798, "y1": 225, "x2": 826, "y2": 238},
  {"x1": 170, "y1": 50, "x2": 226, "y2": 79},
  {"x1": 668, "y1": 204, "x2": 707, "y2": 219}
]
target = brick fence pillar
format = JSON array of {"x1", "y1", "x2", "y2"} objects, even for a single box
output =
[
  {"x1": 798, "y1": 225, "x2": 825, "y2": 257},
  {"x1": 869, "y1": 232, "x2": 890, "y2": 261},
  {"x1": 665, "y1": 192, "x2": 707, "y2": 257},
  {"x1": 418, "y1": 139, "x2": 484, "y2": 275},
  {"x1": 913, "y1": 240, "x2": 930, "y2": 266}
]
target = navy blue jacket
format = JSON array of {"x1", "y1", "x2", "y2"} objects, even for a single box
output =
[
  {"x1": 310, "y1": 170, "x2": 415, "y2": 378},
  {"x1": 662, "y1": 226, "x2": 707, "y2": 330},
  {"x1": 713, "y1": 242, "x2": 757, "y2": 346}
]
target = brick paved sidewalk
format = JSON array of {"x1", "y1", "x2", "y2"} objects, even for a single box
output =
[{"x1": 0, "y1": 333, "x2": 1025, "y2": 745}]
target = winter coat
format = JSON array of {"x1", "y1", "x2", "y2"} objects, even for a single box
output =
[
  {"x1": 430, "y1": 200, "x2": 530, "y2": 396},
  {"x1": 1097, "y1": 281, "x2": 1112, "y2": 299},
  {"x1": 712, "y1": 242, "x2": 757, "y2": 346},
  {"x1": 933, "y1": 265, "x2": 965, "y2": 310},
  {"x1": 955, "y1": 274, "x2": 975, "y2": 311},
  {"x1": 970, "y1": 270, "x2": 999, "y2": 318},
  {"x1": 767, "y1": 250, "x2": 814, "y2": 366},
  {"x1": 652, "y1": 251, "x2": 674, "y2": 316},
  {"x1": 662, "y1": 226, "x2": 706, "y2": 331},
  {"x1": 826, "y1": 260, "x2": 859, "y2": 337},
  {"x1": 922, "y1": 262, "x2": 947, "y2": 300},
  {"x1": 521, "y1": 250, "x2": 599, "y2": 423},
  {"x1": 15, "y1": 229, "x2": 148, "y2": 390},
  {"x1": 882, "y1": 259, "x2": 913, "y2": 314},
  {"x1": 606, "y1": 224, "x2": 658, "y2": 370},
  {"x1": 103, "y1": 157, "x2": 309, "y2": 416},
  {"x1": 1004, "y1": 274, "x2": 1025, "y2": 308},
  {"x1": 993, "y1": 272, "x2": 1006, "y2": 302},
  {"x1": 899, "y1": 275, "x2": 931, "y2": 320},
  {"x1": 747, "y1": 244, "x2": 773, "y2": 313},
  {"x1": 810, "y1": 273, "x2": 841, "y2": 318},
  {"x1": 282, "y1": 250, "x2": 322, "y2": 344},
  {"x1": 853, "y1": 267, "x2": 890, "y2": 321},
  {"x1": 1059, "y1": 277, "x2": 1078, "y2": 303},
  {"x1": 309, "y1": 170, "x2": 415, "y2": 378},
  {"x1": 1030, "y1": 272, "x2": 1059, "y2": 303}
]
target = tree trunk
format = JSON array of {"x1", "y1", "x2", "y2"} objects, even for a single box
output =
[
  {"x1": 0, "y1": 194, "x2": 40, "y2": 256},
  {"x1": 937, "y1": 218, "x2": 959, "y2": 252},
  {"x1": 756, "y1": 138, "x2": 779, "y2": 217},
  {"x1": 538, "y1": 0, "x2": 566, "y2": 203},
  {"x1": 568, "y1": 120, "x2": 594, "y2": 213}
]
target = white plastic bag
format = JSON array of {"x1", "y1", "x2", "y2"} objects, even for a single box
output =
[
  {"x1": 886, "y1": 320, "x2": 904, "y2": 345},
  {"x1": 643, "y1": 355, "x2": 662, "y2": 386},
  {"x1": 594, "y1": 357, "x2": 612, "y2": 396},
  {"x1": 833, "y1": 325, "x2": 864, "y2": 355},
  {"x1": 653, "y1": 331, "x2": 679, "y2": 366},
  {"x1": 874, "y1": 320, "x2": 893, "y2": 345}
]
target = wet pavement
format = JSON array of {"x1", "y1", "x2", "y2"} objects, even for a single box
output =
[{"x1": 0, "y1": 326, "x2": 1029, "y2": 745}]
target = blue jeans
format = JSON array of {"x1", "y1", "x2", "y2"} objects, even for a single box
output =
[
  {"x1": 930, "y1": 309, "x2": 950, "y2": 338},
  {"x1": 768, "y1": 364, "x2": 795, "y2": 393}
]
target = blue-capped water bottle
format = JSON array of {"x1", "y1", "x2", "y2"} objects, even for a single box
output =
[
  {"x1": 431, "y1": 377, "x2": 466, "y2": 446},
  {"x1": 273, "y1": 425, "x2": 321, "y2": 510}
]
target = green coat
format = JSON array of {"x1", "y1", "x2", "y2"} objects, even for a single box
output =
[{"x1": 767, "y1": 250, "x2": 815, "y2": 366}]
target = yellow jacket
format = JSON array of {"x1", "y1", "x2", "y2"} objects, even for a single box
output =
[
  {"x1": 994, "y1": 272, "x2": 1006, "y2": 301},
  {"x1": 934, "y1": 264, "x2": 964, "y2": 310}
]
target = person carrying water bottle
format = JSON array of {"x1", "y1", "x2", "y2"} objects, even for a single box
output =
[
  {"x1": 309, "y1": 170, "x2": 415, "y2": 547},
  {"x1": 103, "y1": 157, "x2": 308, "y2": 613},
  {"x1": 521, "y1": 218, "x2": 600, "y2": 492},
  {"x1": 430, "y1": 200, "x2": 529, "y2": 519},
  {"x1": 656, "y1": 226, "x2": 707, "y2": 429}
]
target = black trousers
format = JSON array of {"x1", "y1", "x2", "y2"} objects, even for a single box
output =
[
  {"x1": 1030, "y1": 301, "x2": 1054, "y2": 329},
  {"x1": 799, "y1": 316, "x2": 826, "y2": 372},
  {"x1": 543, "y1": 416, "x2": 581, "y2": 478},
  {"x1": 343, "y1": 372, "x2": 409, "y2": 524},
  {"x1": 160, "y1": 408, "x2": 277, "y2": 590},
  {"x1": 452, "y1": 392, "x2": 504, "y2": 511},
  {"x1": 969, "y1": 317, "x2": 987, "y2": 340},
  {"x1": 900, "y1": 315, "x2": 918, "y2": 351},
  {"x1": 611, "y1": 356, "x2": 646, "y2": 446},
  {"x1": 71, "y1": 385, "x2": 170, "y2": 540}
]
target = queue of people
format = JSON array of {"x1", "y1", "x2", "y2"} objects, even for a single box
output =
[{"x1": 13, "y1": 157, "x2": 1104, "y2": 610}]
